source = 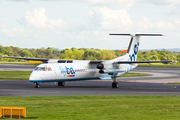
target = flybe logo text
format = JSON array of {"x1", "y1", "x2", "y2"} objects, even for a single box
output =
[
  {"x1": 129, "y1": 42, "x2": 139, "y2": 61},
  {"x1": 59, "y1": 66, "x2": 75, "y2": 77}
]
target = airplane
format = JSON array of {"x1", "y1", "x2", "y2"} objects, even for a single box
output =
[{"x1": 3, "y1": 33, "x2": 172, "y2": 88}]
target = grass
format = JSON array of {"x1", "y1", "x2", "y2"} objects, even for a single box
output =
[
  {"x1": 168, "y1": 82, "x2": 180, "y2": 84},
  {"x1": 0, "y1": 96, "x2": 180, "y2": 120},
  {"x1": 138, "y1": 63, "x2": 180, "y2": 68},
  {"x1": 0, "y1": 71, "x2": 31, "y2": 80},
  {"x1": 120, "y1": 73, "x2": 151, "y2": 77},
  {"x1": 0, "y1": 71, "x2": 150, "y2": 80}
]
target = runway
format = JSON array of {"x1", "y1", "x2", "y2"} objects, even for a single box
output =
[
  {"x1": 0, "y1": 64, "x2": 36, "y2": 71},
  {"x1": 0, "y1": 64, "x2": 180, "y2": 96}
]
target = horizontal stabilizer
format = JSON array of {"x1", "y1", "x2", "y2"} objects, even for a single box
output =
[
  {"x1": 109, "y1": 33, "x2": 163, "y2": 36},
  {"x1": 113, "y1": 60, "x2": 172, "y2": 64},
  {"x1": 99, "y1": 77, "x2": 112, "y2": 80}
]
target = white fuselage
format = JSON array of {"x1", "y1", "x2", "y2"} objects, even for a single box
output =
[{"x1": 29, "y1": 60, "x2": 138, "y2": 83}]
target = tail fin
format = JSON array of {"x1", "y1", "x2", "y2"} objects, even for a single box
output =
[{"x1": 110, "y1": 33, "x2": 163, "y2": 61}]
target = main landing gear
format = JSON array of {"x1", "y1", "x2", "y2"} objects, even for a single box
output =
[
  {"x1": 34, "y1": 82, "x2": 65, "y2": 88},
  {"x1": 58, "y1": 82, "x2": 65, "y2": 87},
  {"x1": 35, "y1": 82, "x2": 41, "y2": 88},
  {"x1": 112, "y1": 77, "x2": 119, "y2": 88}
]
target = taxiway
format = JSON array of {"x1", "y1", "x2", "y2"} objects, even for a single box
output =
[{"x1": 0, "y1": 64, "x2": 180, "y2": 96}]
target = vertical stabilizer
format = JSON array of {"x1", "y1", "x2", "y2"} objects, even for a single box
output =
[
  {"x1": 109, "y1": 33, "x2": 163, "y2": 61},
  {"x1": 127, "y1": 35, "x2": 140, "y2": 61}
]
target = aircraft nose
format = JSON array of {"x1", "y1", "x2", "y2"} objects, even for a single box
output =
[{"x1": 29, "y1": 72, "x2": 40, "y2": 80}]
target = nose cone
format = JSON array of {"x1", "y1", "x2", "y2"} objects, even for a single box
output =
[{"x1": 29, "y1": 71, "x2": 40, "y2": 81}]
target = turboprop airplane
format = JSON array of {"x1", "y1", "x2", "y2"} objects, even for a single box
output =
[{"x1": 3, "y1": 33, "x2": 172, "y2": 88}]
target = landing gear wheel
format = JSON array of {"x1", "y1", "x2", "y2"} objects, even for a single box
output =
[
  {"x1": 115, "y1": 82, "x2": 119, "y2": 88},
  {"x1": 61, "y1": 82, "x2": 65, "y2": 86},
  {"x1": 112, "y1": 82, "x2": 119, "y2": 88},
  {"x1": 112, "y1": 82, "x2": 115, "y2": 88},
  {"x1": 35, "y1": 83, "x2": 41, "y2": 88},
  {"x1": 58, "y1": 82, "x2": 65, "y2": 86}
]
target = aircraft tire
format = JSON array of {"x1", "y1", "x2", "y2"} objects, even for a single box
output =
[
  {"x1": 58, "y1": 82, "x2": 65, "y2": 86},
  {"x1": 112, "y1": 82, "x2": 119, "y2": 88},
  {"x1": 35, "y1": 84, "x2": 41, "y2": 88},
  {"x1": 58, "y1": 82, "x2": 61, "y2": 86},
  {"x1": 112, "y1": 82, "x2": 115, "y2": 88},
  {"x1": 115, "y1": 82, "x2": 119, "y2": 88},
  {"x1": 61, "y1": 82, "x2": 65, "y2": 86}
]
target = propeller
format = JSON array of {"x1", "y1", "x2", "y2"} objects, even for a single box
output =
[{"x1": 97, "y1": 63, "x2": 104, "y2": 73}]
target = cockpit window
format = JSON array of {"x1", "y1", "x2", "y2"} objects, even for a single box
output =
[
  {"x1": 45, "y1": 67, "x2": 52, "y2": 71},
  {"x1": 34, "y1": 67, "x2": 52, "y2": 71}
]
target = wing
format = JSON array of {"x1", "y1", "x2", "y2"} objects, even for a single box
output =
[
  {"x1": 113, "y1": 60, "x2": 172, "y2": 64},
  {"x1": 3, "y1": 56, "x2": 172, "y2": 64},
  {"x1": 2, "y1": 56, "x2": 74, "y2": 63},
  {"x1": 3, "y1": 56, "x2": 49, "y2": 63},
  {"x1": 89, "y1": 60, "x2": 172, "y2": 64}
]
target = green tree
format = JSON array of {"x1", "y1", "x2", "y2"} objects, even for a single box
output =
[
  {"x1": 72, "y1": 49, "x2": 84, "y2": 60},
  {"x1": 46, "y1": 47, "x2": 53, "y2": 56},
  {"x1": 60, "y1": 49, "x2": 73, "y2": 59},
  {"x1": 20, "y1": 50, "x2": 34, "y2": 57}
]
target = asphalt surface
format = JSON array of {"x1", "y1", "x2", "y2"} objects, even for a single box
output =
[
  {"x1": 0, "y1": 64, "x2": 180, "y2": 96},
  {"x1": 0, "y1": 64, "x2": 36, "y2": 71}
]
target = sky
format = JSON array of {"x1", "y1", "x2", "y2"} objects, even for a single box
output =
[{"x1": 0, "y1": 0, "x2": 180, "y2": 50}]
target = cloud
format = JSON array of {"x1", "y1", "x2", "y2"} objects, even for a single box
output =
[
  {"x1": 73, "y1": 0, "x2": 134, "y2": 5},
  {"x1": 0, "y1": 28, "x2": 28, "y2": 37},
  {"x1": 86, "y1": 7, "x2": 133, "y2": 31},
  {"x1": 139, "y1": 0, "x2": 180, "y2": 5},
  {"x1": 135, "y1": 17, "x2": 180, "y2": 32},
  {"x1": 38, "y1": 0, "x2": 134, "y2": 5},
  {"x1": 8, "y1": 0, "x2": 28, "y2": 1},
  {"x1": 18, "y1": 7, "x2": 66, "y2": 30},
  {"x1": 0, "y1": 23, "x2": 28, "y2": 37},
  {"x1": 8, "y1": 0, "x2": 180, "y2": 6},
  {"x1": 0, "y1": 24, "x2": 6, "y2": 28},
  {"x1": 74, "y1": 6, "x2": 180, "y2": 33}
]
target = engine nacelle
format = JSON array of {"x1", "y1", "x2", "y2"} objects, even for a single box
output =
[
  {"x1": 99, "y1": 69, "x2": 104, "y2": 73},
  {"x1": 97, "y1": 63, "x2": 104, "y2": 74},
  {"x1": 97, "y1": 63, "x2": 104, "y2": 69}
]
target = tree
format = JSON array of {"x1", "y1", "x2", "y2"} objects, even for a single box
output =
[
  {"x1": 176, "y1": 54, "x2": 180, "y2": 61},
  {"x1": 137, "y1": 52, "x2": 144, "y2": 61},
  {"x1": 60, "y1": 49, "x2": 73, "y2": 59},
  {"x1": 72, "y1": 49, "x2": 84, "y2": 60},
  {"x1": 0, "y1": 45, "x2": 6, "y2": 54},
  {"x1": 100, "y1": 50, "x2": 116, "y2": 60},
  {"x1": 151, "y1": 55, "x2": 158, "y2": 60},
  {"x1": 46, "y1": 47, "x2": 53, "y2": 57},
  {"x1": 20, "y1": 50, "x2": 34, "y2": 57}
]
